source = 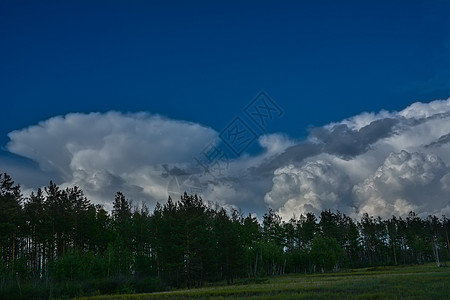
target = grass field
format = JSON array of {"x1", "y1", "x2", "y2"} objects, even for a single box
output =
[{"x1": 75, "y1": 263, "x2": 449, "y2": 299}]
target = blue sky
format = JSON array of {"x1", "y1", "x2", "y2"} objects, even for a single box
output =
[
  {"x1": 2, "y1": 0, "x2": 449, "y2": 141},
  {"x1": 1, "y1": 1, "x2": 450, "y2": 217}
]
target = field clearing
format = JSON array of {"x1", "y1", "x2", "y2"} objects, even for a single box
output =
[{"x1": 76, "y1": 263, "x2": 450, "y2": 299}]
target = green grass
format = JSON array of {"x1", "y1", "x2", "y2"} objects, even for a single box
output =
[{"x1": 74, "y1": 264, "x2": 450, "y2": 299}]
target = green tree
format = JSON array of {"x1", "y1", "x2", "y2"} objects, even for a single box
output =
[
  {"x1": 241, "y1": 213, "x2": 261, "y2": 277},
  {"x1": 310, "y1": 236, "x2": 345, "y2": 272},
  {"x1": 261, "y1": 209, "x2": 285, "y2": 275},
  {"x1": 0, "y1": 173, "x2": 23, "y2": 274},
  {"x1": 24, "y1": 188, "x2": 46, "y2": 277},
  {"x1": 215, "y1": 208, "x2": 245, "y2": 284}
]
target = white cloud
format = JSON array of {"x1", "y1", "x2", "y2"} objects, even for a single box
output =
[
  {"x1": 7, "y1": 112, "x2": 217, "y2": 207},
  {"x1": 398, "y1": 99, "x2": 450, "y2": 119},
  {"x1": 326, "y1": 110, "x2": 394, "y2": 131},
  {"x1": 5, "y1": 97, "x2": 450, "y2": 219},
  {"x1": 258, "y1": 133, "x2": 295, "y2": 156},
  {"x1": 354, "y1": 151, "x2": 450, "y2": 217},
  {"x1": 264, "y1": 161, "x2": 352, "y2": 220},
  {"x1": 265, "y1": 97, "x2": 450, "y2": 219}
]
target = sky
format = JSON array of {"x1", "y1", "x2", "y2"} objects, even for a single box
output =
[{"x1": 1, "y1": 0, "x2": 450, "y2": 219}]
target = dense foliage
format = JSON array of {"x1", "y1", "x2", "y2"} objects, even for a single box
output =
[{"x1": 0, "y1": 172, "x2": 449, "y2": 298}]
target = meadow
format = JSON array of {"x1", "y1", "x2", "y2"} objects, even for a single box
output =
[{"x1": 75, "y1": 263, "x2": 449, "y2": 299}]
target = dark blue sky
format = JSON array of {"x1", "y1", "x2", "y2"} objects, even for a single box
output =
[{"x1": 1, "y1": 0, "x2": 450, "y2": 151}]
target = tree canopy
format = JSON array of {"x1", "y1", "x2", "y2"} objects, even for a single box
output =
[{"x1": 0, "y1": 172, "x2": 449, "y2": 298}]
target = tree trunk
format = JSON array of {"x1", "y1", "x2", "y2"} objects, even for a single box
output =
[
  {"x1": 186, "y1": 230, "x2": 190, "y2": 289},
  {"x1": 12, "y1": 232, "x2": 15, "y2": 273},
  {"x1": 392, "y1": 240, "x2": 397, "y2": 265},
  {"x1": 254, "y1": 251, "x2": 258, "y2": 276},
  {"x1": 156, "y1": 250, "x2": 160, "y2": 277},
  {"x1": 431, "y1": 238, "x2": 440, "y2": 267},
  {"x1": 446, "y1": 229, "x2": 450, "y2": 257}
]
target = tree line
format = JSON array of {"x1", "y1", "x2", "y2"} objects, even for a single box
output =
[{"x1": 0, "y1": 172, "x2": 449, "y2": 297}]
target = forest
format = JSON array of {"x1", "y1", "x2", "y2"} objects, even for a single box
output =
[{"x1": 0, "y1": 172, "x2": 449, "y2": 298}]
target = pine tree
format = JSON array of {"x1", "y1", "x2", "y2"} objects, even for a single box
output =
[{"x1": 0, "y1": 173, "x2": 24, "y2": 274}]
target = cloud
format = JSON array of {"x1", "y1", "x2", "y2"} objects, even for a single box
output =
[
  {"x1": 264, "y1": 97, "x2": 450, "y2": 219},
  {"x1": 325, "y1": 110, "x2": 395, "y2": 131},
  {"x1": 354, "y1": 150, "x2": 450, "y2": 217},
  {"x1": 6, "y1": 112, "x2": 217, "y2": 207},
  {"x1": 264, "y1": 161, "x2": 352, "y2": 219},
  {"x1": 309, "y1": 118, "x2": 398, "y2": 159},
  {"x1": 258, "y1": 133, "x2": 295, "y2": 156},
  {"x1": 425, "y1": 132, "x2": 450, "y2": 148},
  {"x1": 4, "y1": 97, "x2": 450, "y2": 219}
]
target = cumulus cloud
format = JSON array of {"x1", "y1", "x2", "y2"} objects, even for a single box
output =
[
  {"x1": 265, "y1": 97, "x2": 450, "y2": 219},
  {"x1": 258, "y1": 133, "x2": 295, "y2": 156},
  {"x1": 398, "y1": 99, "x2": 450, "y2": 119},
  {"x1": 309, "y1": 118, "x2": 398, "y2": 159},
  {"x1": 325, "y1": 110, "x2": 395, "y2": 131},
  {"x1": 4, "y1": 97, "x2": 450, "y2": 219},
  {"x1": 264, "y1": 161, "x2": 352, "y2": 219},
  {"x1": 7, "y1": 112, "x2": 217, "y2": 207},
  {"x1": 354, "y1": 151, "x2": 450, "y2": 217}
]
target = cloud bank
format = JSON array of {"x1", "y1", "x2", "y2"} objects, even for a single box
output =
[
  {"x1": 6, "y1": 112, "x2": 217, "y2": 208},
  {"x1": 4, "y1": 98, "x2": 450, "y2": 218},
  {"x1": 265, "y1": 98, "x2": 450, "y2": 219}
]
